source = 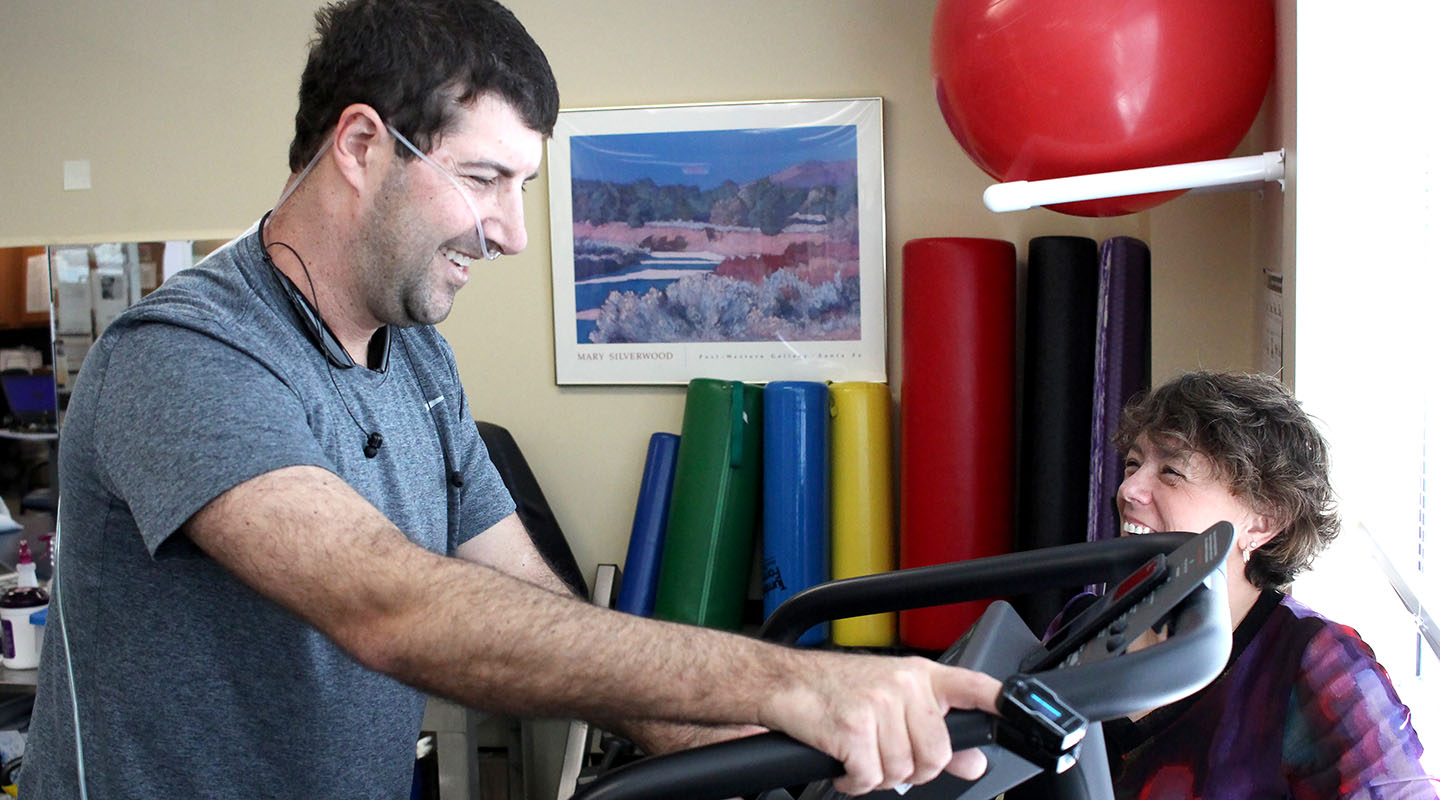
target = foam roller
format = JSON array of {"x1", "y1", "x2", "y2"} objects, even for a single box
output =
[
  {"x1": 1088, "y1": 237, "x2": 1151, "y2": 544},
  {"x1": 653, "y1": 379, "x2": 763, "y2": 631},
  {"x1": 829, "y1": 382, "x2": 897, "y2": 647},
  {"x1": 1015, "y1": 236, "x2": 1099, "y2": 631},
  {"x1": 761, "y1": 381, "x2": 830, "y2": 646},
  {"x1": 616, "y1": 432, "x2": 681, "y2": 617},
  {"x1": 899, "y1": 238, "x2": 1016, "y2": 651}
]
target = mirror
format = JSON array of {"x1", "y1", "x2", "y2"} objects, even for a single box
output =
[
  {"x1": 0, "y1": 245, "x2": 60, "y2": 579},
  {"x1": 0, "y1": 239, "x2": 228, "y2": 578}
]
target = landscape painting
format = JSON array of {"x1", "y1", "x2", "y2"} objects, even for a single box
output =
[{"x1": 549, "y1": 99, "x2": 886, "y2": 384}]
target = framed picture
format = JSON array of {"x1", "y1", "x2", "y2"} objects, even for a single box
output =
[{"x1": 547, "y1": 98, "x2": 887, "y2": 384}]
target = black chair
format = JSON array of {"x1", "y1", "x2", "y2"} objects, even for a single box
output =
[{"x1": 475, "y1": 420, "x2": 589, "y2": 600}]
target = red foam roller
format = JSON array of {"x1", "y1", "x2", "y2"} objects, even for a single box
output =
[{"x1": 899, "y1": 238, "x2": 1016, "y2": 651}]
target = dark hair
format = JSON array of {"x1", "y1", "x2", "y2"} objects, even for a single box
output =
[
  {"x1": 1115, "y1": 371, "x2": 1340, "y2": 589},
  {"x1": 287, "y1": 0, "x2": 559, "y2": 171}
]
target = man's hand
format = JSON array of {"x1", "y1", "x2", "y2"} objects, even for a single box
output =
[{"x1": 760, "y1": 653, "x2": 1001, "y2": 796}]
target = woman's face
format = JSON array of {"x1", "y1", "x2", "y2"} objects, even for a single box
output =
[{"x1": 1116, "y1": 433, "x2": 1266, "y2": 542}]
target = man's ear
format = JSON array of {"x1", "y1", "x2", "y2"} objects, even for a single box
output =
[{"x1": 331, "y1": 104, "x2": 389, "y2": 192}]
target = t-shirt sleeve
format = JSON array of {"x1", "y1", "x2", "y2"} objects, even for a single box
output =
[
  {"x1": 1282, "y1": 622, "x2": 1438, "y2": 799},
  {"x1": 92, "y1": 321, "x2": 335, "y2": 557}
]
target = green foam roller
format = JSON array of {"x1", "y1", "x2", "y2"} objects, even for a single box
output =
[{"x1": 653, "y1": 378, "x2": 764, "y2": 630}]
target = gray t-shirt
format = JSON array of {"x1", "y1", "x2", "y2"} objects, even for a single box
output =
[{"x1": 21, "y1": 223, "x2": 516, "y2": 798}]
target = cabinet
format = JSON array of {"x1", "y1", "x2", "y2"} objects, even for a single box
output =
[{"x1": 0, "y1": 248, "x2": 49, "y2": 331}]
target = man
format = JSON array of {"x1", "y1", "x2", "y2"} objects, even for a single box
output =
[{"x1": 22, "y1": 1, "x2": 1000, "y2": 797}]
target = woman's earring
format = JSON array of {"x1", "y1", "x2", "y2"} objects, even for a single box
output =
[{"x1": 1242, "y1": 540, "x2": 1258, "y2": 564}]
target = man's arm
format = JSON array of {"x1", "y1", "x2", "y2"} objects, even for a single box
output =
[
  {"x1": 454, "y1": 512, "x2": 574, "y2": 595},
  {"x1": 455, "y1": 516, "x2": 764, "y2": 754},
  {"x1": 185, "y1": 465, "x2": 1000, "y2": 796}
]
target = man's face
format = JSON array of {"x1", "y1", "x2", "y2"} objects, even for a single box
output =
[{"x1": 357, "y1": 92, "x2": 543, "y2": 327}]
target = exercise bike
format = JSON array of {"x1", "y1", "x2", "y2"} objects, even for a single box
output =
[{"x1": 571, "y1": 522, "x2": 1236, "y2": 800}]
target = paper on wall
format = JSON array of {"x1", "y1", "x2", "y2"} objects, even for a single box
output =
[
  {"x1": 162, "y1": 241, "x2": 193, "y2": 282},
  {"x1": 25, "y1": 254, "x2": 50, "y2": 314},
  {"x1": 50, "y1": 247, "x2": 93, "y2": 336},
  {"x1": 1262, "y1": 269, "x2": 1283, "y2": 379},
  {"x1": 54, "y1": 334, "x2": 93, "y2": 391},
  {"x1": 91, "y1": 267, "x2": 129, "y2": 336}
]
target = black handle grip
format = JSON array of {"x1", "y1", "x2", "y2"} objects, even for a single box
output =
[
  {"x1": 759, "y1": 533, "x2": 1194, "y2": 644},
  {"x1": 573, "y1": 710, "x2": 995, "y2": 800}
]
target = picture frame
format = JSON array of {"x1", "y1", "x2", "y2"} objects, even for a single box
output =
[{"x1": 547, "y1": 98, "x2": 887, "y2": 385}]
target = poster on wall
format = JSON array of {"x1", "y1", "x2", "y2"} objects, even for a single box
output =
[{"x1": 547, "y1": 98, "x2": 887, "y2": 385}]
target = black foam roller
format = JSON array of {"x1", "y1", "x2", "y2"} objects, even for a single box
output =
[{"x1": 1015, "y1": 237, "x2": 1099, "y2": 633}]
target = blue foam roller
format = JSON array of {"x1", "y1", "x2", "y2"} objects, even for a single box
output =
[
  {"x1": 616, "y1": 432, "x2": 680, "y2": 617},
  {"x1": 762, "y1": 381, "x2": 830, "y2": 645}
]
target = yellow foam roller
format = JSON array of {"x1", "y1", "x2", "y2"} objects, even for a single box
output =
[{"x1": 829, "y1": 382, "x2": 897, "y2": 646}]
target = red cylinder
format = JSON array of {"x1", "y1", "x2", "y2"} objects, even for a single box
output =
[{"x1": 899, "y1": 238, "x2": 1016, "y2": 651}]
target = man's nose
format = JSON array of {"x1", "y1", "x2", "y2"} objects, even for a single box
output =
[{"x1": 486, "y1": 184, "x2": 528, "y2": 255}]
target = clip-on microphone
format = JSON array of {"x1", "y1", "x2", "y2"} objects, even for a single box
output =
[{"x1": 363, "y1": 432, "x2": 384, "y2": 458}]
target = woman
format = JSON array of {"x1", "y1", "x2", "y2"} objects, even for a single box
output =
[{"x1": 1105, "y1": 370, "x2": 1435, "y2": 798}]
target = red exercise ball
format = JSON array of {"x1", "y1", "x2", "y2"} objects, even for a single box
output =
[{"x1": 933, "y1": 0, "x2": 1275, "y2": 216}]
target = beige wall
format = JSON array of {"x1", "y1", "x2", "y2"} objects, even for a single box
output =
[{"x1": 0, "y1": 0, "x2": 1274, "y2": 583}]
